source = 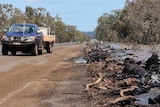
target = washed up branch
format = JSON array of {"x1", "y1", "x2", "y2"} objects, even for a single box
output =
[{"x1": 85, "y1": 73, "x2": 105, "y2": 91}]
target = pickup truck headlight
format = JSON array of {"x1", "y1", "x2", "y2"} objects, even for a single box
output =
[
  {"x1": 10, "y1": 36, "x2": 14, "y2": 41},
  {"x1": 26, "y1": 36, "x2": 36, "y2": 42},
  {"x1": 21, "y1": 37, "x2": 25, "y2": 41},
  {"x1": 2, "y1": 35, "x2": 9, "y2": 41}
]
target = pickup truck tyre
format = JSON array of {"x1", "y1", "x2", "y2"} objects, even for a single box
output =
[
  {"x1": 31, "y1": 44, "x2": 38, "y2": 56},
  {"x1": 11, "y1": 50, "x2": 16, "y2": 55},
  {"x1": 2, "y1": 44, "x2": 8, "y2": 55}
]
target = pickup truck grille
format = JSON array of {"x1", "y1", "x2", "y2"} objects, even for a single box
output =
[
  {"x1": 14, "y1": 37, "x2": 21, "y2": 41},
  {"x1": 10, "y1": 36, "x2": 25, "y2": 42}
]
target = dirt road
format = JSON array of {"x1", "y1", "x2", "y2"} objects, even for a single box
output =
[{"x1": 0, "y1": 44, "x2": 89, "y2": 107}]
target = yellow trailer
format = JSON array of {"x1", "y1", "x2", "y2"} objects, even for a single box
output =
[{"x1": 39, "y1": 27, "x2": 56, "y2": 53}]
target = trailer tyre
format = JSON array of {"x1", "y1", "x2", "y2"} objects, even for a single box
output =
[{"x1": 46, "y1": 47, "x2": 51, "y2": 53}]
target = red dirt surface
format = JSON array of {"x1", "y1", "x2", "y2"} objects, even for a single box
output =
[{"x1": 0, "y1": 44, "x2": 89, "y2": 107}]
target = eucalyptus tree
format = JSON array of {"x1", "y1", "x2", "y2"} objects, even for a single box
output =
[
  {"x1": 25, "y1": 6, "x2": 35, "y2": 24},
  {"x1": 124, "y1": 0, "x2": 160, "y2": 44},
  {"x1": 34, "y1": 7, "x2": 47, "y2": 26},
  {"x1": 95, "y1": 0, "x2": 160, "y2": 44},
  {"x1": 10, "y1": 8, "x2": 25, "y2": 25},
  {"x1": 54, "y1": 19, "x2": 67, "y2": 43},
  {"x1": 0, "y1": 4, "x2": 13, "y2": 29},
  {"x1": 66, "y1": 25, "x2": 78, "y2": 42},
  {"x1": 0, "y1": 4, "x2": 25, "y2": 37},
  {"x1": 95, "y1": 13, "x2": 119, "y2": 42},
  {"x1": 0, "y1": 4, "x2": 86, "y2": 43},
  {"x1": 44, "y1": 12, "x2": 56, "y2": 30}
]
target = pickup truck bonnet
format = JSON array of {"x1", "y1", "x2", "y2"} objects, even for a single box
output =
[{"x1": 6, "y1": 32, "x2": 35, "y2": 37}]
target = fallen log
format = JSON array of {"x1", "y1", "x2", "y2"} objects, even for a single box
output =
[
  {"x1": 85, "y1": 73, "x2": 105, "y2": 91},
  {"x1": 120, "y1": 86, "x2": 138, "y2": 97},
  {"x1": 116, "y1": 78, "x2": 139, "y2": 87},
  {"x1": 103, "y1": 78, "x2": 117, "y2": 90},
  {"x1": 83, "y1": 43, "x2": 160, "y2": 106}
]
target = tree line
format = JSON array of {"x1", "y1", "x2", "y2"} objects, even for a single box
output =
[
  {"x1": 95, "y1": 0, "x2": 160, "y2": 44},
  {"x1": 0, "y1": 4, "x2": 88, "y2": 43}
]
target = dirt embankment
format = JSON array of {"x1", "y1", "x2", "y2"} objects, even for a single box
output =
[
  {"x1": 83, "y1": 42, "x2": 160, "y2": 107},
  {"x1": 0, "y1": 44, "x2": 89, "y2": 107}
]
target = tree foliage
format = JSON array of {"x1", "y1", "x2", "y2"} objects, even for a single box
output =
[
  {"x1": 96, "y1": 0, "x2": 160, "y2": 44},
  {"x1": 0, "y1": 4, "x2": 86, "y2": 43}
]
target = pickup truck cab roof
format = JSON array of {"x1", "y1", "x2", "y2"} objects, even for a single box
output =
[{"x1": 8, "y1": 23, "x2": 39, "y2": 33}]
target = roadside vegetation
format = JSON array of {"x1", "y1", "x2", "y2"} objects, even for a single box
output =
[
  {"x1": 1, "y1": 0, "x2": 160, "y2": 44},
  {"x1": 0, "y1": 4, "x2": 88, "y2": 43},
  {"x1": 96, "y1": 0, "x2": 160, "y2": 44}
]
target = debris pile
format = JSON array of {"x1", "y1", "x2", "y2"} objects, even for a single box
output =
[{"x1": 83, "y1": 42, "x2": 160, "y2": 107}]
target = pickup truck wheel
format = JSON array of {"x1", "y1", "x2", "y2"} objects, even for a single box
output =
[
  {"x1": 2, "y1": 44, "x2": 8, "y2": 55},
  {"x1": 32, "y1": 44, "x2": 38, "y2": 56},
  {"x1": 11, "y1": 50, "x2": 16, "y2": 55}
]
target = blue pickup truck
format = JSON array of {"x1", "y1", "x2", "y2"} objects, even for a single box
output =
[{"x1": 1, "y1": 23, "x2": 43, "y2": 56}]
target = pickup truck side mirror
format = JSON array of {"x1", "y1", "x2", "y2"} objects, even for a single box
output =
[
  {"x1": 36, "y1": 30, "x2": 42, "y2": 34},
  {"x1": 3, "y1": 28, "x2": 8, "y2": 33}
]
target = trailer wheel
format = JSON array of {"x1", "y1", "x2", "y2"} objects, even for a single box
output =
[
  {"x1": 2, "y1": 44, "x2": 8, "y2": 55},
  {"x1": 46, "y1": 47, "x2": 51, "y2": 53}
]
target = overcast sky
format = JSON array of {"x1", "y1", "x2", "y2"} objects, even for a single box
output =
[{"x1": 1, "y1": 0, "x2": 126, "y2": 31}]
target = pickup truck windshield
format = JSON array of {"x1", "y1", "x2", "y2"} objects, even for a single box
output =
[{"x1": 9, "y1": 25, "x2": 35, "y2": 33}]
